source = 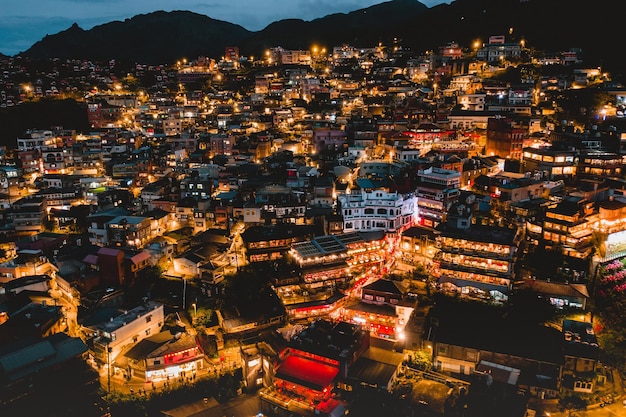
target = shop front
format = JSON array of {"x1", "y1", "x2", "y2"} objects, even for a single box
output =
[{"x1": 145, "y1": 358, "x2": 203, "y2": 382}]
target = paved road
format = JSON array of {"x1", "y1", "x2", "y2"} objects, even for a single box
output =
[
  {"x1": 547, "y1": 402, "x2": 625, "y2": 417},
  {"x1": 176, "y1": 392, "x2": 261, "y2": 417}
]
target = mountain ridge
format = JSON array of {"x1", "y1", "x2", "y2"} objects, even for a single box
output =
[{"x1": 17, "y1": 0, "x2": 622, "y2": 73}]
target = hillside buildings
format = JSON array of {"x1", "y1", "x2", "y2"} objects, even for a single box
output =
[{"x1": 1, "y1": 28, "x2": 626, "y2": 417}]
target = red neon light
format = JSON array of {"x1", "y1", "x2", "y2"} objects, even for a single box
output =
[{"x1": 277, "y1": 355, "x2": 339, "y2": 390}]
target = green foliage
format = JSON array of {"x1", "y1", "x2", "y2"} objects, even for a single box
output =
[
  {"x1": 408, "y1": 263, "x2": 435, "y2": 297},
  {"x1": 591, "y1": 231, "x2": 607, "y2": 258},
  {"x1": 42, "y1": 215, "x2": 56, "y2": 232},
  {"x1": 106, "y1": 391, "x2": 148, "y2": 416},
  {"x1": 522, "y1": 245, "x2": 564, "y2": 279},
  {"x1": 0, "y1": 98, "x2": 90, "y2": 146},
  {"x1": 141, "y1": 265, "x2": 164, "y2": 282},
  {"x1": 505, "y1": 288, "x2": 557, "y2": 327},
  {"x1": 104, "y1": 370, "x2": 244, "y2": 416},
  {"x1": 556, "y1": 88, "x2": 615, "y2": 125},
  {"x1": 405, "y1": 349, "x2": 432, "y2": 371},
  {"x1": 411, "y1": 263, "x2": 434, "y2": 283},
  {"x1": 385, "y1": 273, "x2": 404, "y2": 282},
  {"x1": 69, "y1": 204, "x2": 92, "y2": 233},
  {"x1": 592, "y1": 259, "x2": 626, "y2": 369},
  {"x1": 192, "y1": 307, "x2": 218, "y2": 329},
  {"x1": 223, "y1": 268, "x2": 271, "y2": 308}
]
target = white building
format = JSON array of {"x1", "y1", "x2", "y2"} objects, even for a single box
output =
[
  {"x1": 338, "y1": 186, "x2": 416, "y2": 233},
  {"x1": 88, "y1": 301, "x2": 166, "y2": 363},
  {"x1": 448, "y1": 75, "x2": 480, "y2": 94},
  {"x1": 17, "y1": 130, "x2": 56, "y2": 151},
  {"x1": 508, "y1": 87, "x2": 534, "y2": 106},
  {"x1": 457, "y1": 93, "x2": 486, "y2": 111},
  {"x1": 476, "y1": 40, "x2": 521, "y2": 63}
]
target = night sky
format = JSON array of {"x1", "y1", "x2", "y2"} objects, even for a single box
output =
[{"x1": 0, "y1": 0, "x2": 447, "y2": 56}]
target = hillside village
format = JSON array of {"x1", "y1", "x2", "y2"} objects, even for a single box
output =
[{"x1": 1, "y1": 31, "x2": 626, "y2": 417}]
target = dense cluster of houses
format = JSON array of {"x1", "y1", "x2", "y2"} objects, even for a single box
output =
[{"x1": 1, "y1": 33, "x2": 626, "y2": 415}]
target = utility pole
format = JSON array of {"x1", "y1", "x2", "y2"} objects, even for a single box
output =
[
  {"x1": 105, "y1": 342, "x2": 112, "y2": 416},
  {"x1": 107, "y1": 344, "x2": 112, "y2": 394},
  {"x1": 234, "y1": 236, "x2": 239, "y2": 271}
]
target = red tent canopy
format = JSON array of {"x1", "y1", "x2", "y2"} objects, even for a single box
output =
[{"x1": 275, "y1": 354, "x2": 339, "y2": 392}]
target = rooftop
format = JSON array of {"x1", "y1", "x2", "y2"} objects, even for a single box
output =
[
  {"x1": 436, "y1": 223, "x2": 519, "y2": 246},
  {"x1": 276, "y1": 353, "x2": 339, "y2": 391},
  {"x1": 92, "y1": 301, "x2": 162, "y2": 334},
  {"x1": 291, "y1": 319, "x2": 366, "y2": 361}
]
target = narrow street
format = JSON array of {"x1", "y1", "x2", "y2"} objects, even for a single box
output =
[{"x1": 98, "y1": 346, "x2": 243, "y2": 396}]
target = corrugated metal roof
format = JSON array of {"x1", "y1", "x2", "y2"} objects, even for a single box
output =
[
  {"x1": 129, "y1": 251, "x2": 151, "y2": 264},
  {"x1": 123, "y1": 331, "x2": 173, "y2": 360},
  {"x1": 0, "y1": 340, "x2": 55, "y2": 373}
]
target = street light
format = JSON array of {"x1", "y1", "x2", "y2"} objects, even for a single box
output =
[
  {"x1": 192, "y1": 303, "x2": 197, "y2": 322},
  {"x1": 425, "y1": 343, "x2": 433, "y2": 361}
]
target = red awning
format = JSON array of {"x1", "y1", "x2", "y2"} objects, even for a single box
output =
[
  {"x1": 275, "y1": 354, "x2": 339, "y2": 392},
  {"x1": 291, "y1": 305, "x2": 330, "y2": 313}
]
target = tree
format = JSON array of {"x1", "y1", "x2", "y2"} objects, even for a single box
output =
[
  {"x1": 42, "y1": 214, "x2": 56, "y2": 232},
  {"x1": 69, "y1": 204, "x2": 92, "y2": 233},
  {"x1": 505, "y1": 288, "x2": 557, "y2": 327},
  {"x1": 385, "y1": 272, "x2": 404, "y2": 282},
  {"x1": 591, "y1": 231, "x2": 607, "y2": 258},
  {"x1": 523, "y1": 245, "x2": 564, "y2": 279},
  {"x1": 223, "y1": 268, "x2": 272, "y2": 310},
  {"x1": 410, "y1": 263, "x2": 436, "y2": 297},
  {"x1": 141, "y1": 264, "x2": 163, "y2": 282},
  {"x1": 405, "y1": 349, "x2": 432, "y2": 371},
  {"x1": 556, "y1": 87, "x2": 614, "y2": 125},
  {"x1": 192, "y1": 307, "x2": 217, "y2": 329},
  {"x1": 411, "y1": 263, "x2": 433, "y2": 283}
]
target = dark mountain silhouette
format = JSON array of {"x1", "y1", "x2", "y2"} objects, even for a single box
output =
[
  {"x1": 0, "y1": 98, "x2": 91, "y2": 147},
  {"x1": 18, "y1": 0, "x2": 622, "y2": 72},
  {"x1": 239, "y1": 0, "x2": 429, "y2": 52},
  {"x1": 23, "y1": 11, "x2": 252, "y2": 63}
]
